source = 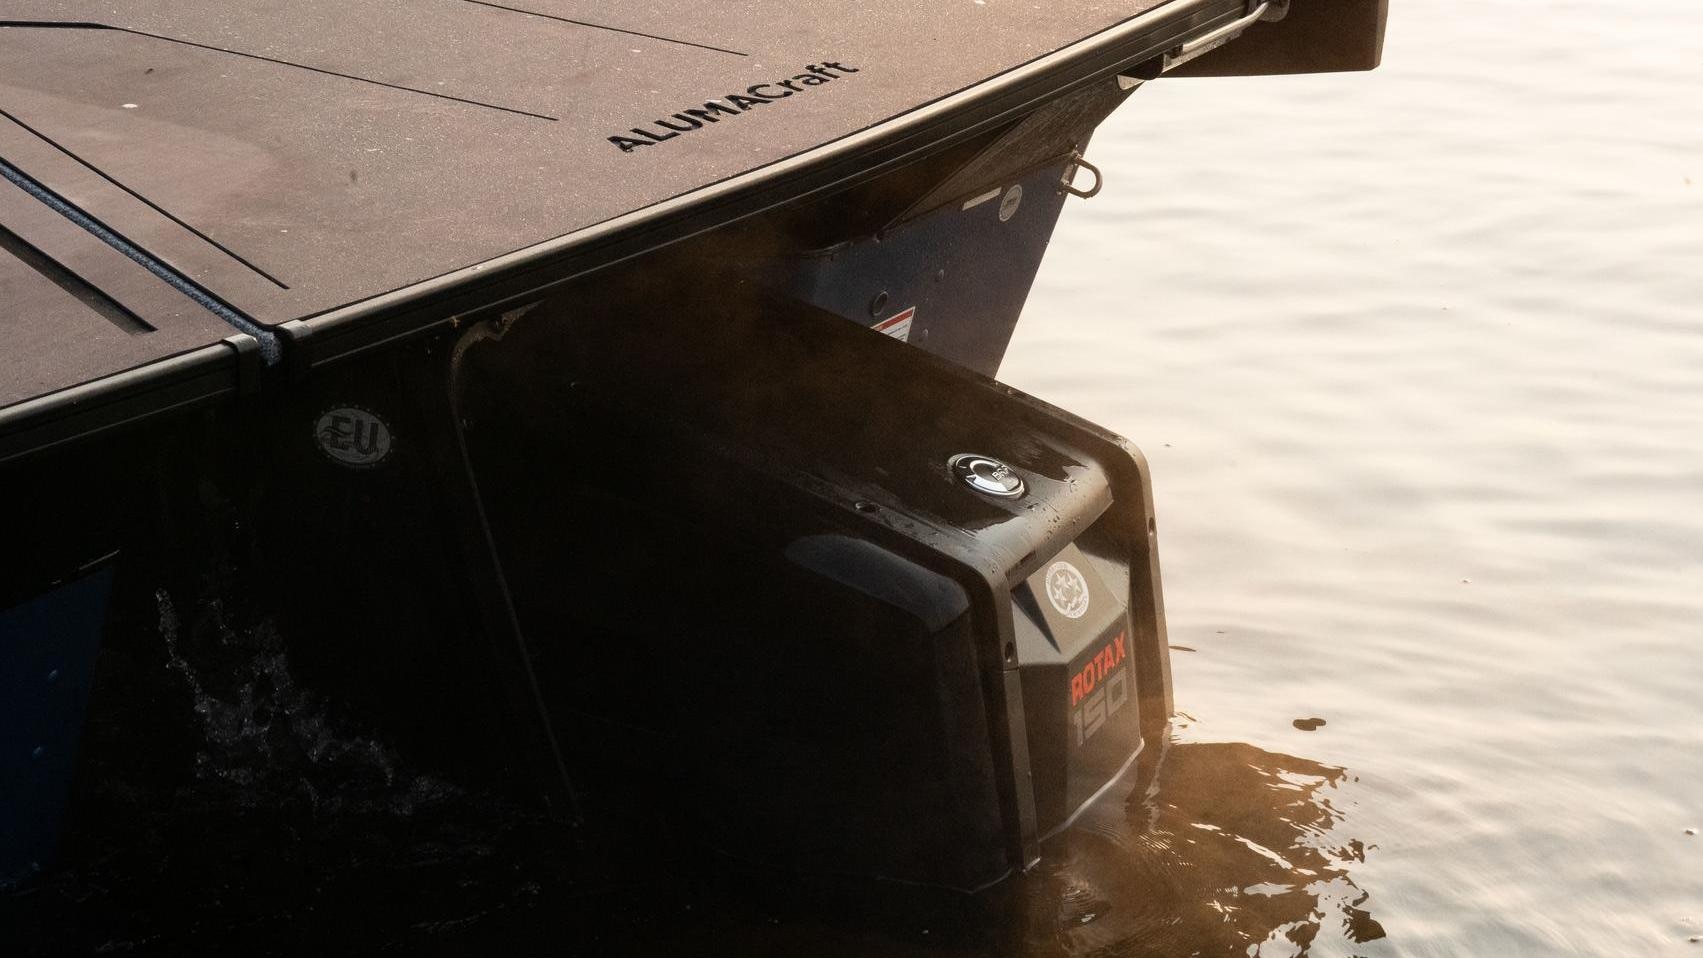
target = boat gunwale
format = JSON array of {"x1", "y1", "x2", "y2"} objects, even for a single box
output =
[
  {"x1": 1, "y1": 0, "x2": 1242, "y2": 460},
  {"x1": 287, "y1": 0, "x2": 1237, "y2": 364}
]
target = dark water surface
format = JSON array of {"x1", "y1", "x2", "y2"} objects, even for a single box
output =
[
  {"x1": 10, "y1": 2, "x2": 1702, "y2": 955},
  {"x1": 1007, "y1": 0, "x2": 1703, "y2": 952}
]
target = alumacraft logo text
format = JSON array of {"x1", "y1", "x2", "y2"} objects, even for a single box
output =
[{"x1": 608, "y1": 62, "x2": 860, "y2": 153}]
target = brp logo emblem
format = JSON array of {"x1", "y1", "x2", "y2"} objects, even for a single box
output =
[
  {"x1": 949, "y1": 453, "x2": 1026, "y2": 499},
  {"x1": 314, "y1": 406, "x2": 393, "y2": 468},
  {"x1": 1045, "y1": 561, "x2": 1091, "y2": 619}
]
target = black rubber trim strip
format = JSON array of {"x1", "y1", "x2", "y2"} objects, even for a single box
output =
[
  {"x1": 0, "y1": 156, "x2": 281, "y2": 362},
  {"x1": 0, "y1": 106, "x2": 291, "y2": 289},
  {"x1": 282, "y1": 0, "x2": 1240, "y2": 368}
]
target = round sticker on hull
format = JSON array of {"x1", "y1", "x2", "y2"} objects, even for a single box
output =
[
  {"x1": 314, "y1": 406, "x2": 393, "y2": 468},
  {"x1": 1045, "y1": 560, "x2": 1091, "y2": 619},
  {"x1": 998, "y1": 184, "x2": 1023, "y2": 222}
]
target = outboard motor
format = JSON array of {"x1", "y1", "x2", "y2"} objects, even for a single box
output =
[{"x1": 451, "y1": 274, "x2": 1171, "y2": 891}]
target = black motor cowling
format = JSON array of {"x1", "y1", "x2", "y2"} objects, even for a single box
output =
[{"x1": 452, "y1": 276, "x2": 1171, "y2": 891}]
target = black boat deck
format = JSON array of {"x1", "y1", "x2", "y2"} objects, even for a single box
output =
[{"x1": 1, "y1": 0, "x2": 1240, "y2": 438}]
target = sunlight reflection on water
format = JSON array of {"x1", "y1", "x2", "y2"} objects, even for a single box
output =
[
  {"x1": 1013, "y1": 738, "x2": 1383, "y2": 957},
  {"x1": 1004, "y1": 0, "x2": 1703, "y2": 953}
]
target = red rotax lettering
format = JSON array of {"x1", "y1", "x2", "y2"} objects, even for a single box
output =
[{"x1": 1069, "y1": 631, "x2": 1130, "y2": 708}]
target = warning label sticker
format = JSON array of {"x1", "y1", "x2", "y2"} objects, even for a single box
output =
[{"x1": 872, "y1": 306, "x2": 916, "y2": 342}]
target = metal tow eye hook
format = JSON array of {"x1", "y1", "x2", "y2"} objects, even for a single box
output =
[{"x1": 1060, "y1": 153, "x2": 1103, "y2": 200}]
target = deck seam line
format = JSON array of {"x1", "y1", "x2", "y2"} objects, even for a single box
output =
[
  {"x1": 0, "y1": 157, "x2": 281, "y2": 364},
  {"x1": 454, "y1": 0, "x2": 748, "y2": 56},
  {"x1": 0, "y1": 223, "x2": 153, "y2": 334},
  {"x1": 0, "y1": 107, "x2": 292, "y2": 290},
  {"x1": 0, "y1": 21, "x2": 559, "y2": 121}
]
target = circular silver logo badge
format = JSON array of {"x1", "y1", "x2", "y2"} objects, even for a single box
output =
[
  {"x1": 1045, "y1": 561, "x2": 1091, "y2": 619},
  {"x1": 998, "y1": 184, "x2": 1023, "y2": 222},
  {"x1": 314, "y1": 406, "x2": 393, "y2": 469},
  {"x1": 949, "y1": 453, "x2": 1025, "y2": 499}
]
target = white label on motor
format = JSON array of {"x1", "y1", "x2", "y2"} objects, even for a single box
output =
[{"x1": 1046, "y1": 560, "x2": 1091, "y2": 619}]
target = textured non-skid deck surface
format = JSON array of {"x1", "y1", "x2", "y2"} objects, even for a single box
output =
[
  {"x1": 0, "y1": 173, "x2": 237, "y2": 408},
  {"x1": 0, "y1": 0, "x2": 1171, "y2": 405},
  {"x1": 1, "y1": 1, "x2": 1168, "y2": 320}
]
